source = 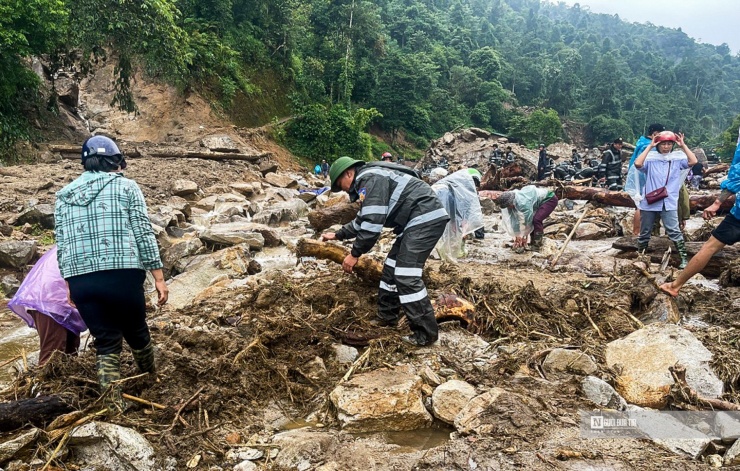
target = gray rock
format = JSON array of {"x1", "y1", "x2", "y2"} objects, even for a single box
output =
[
  {"x1": 233, "y1": 460, "x2": 258, "y2": 471},
  {"x1": 200, "y1": 225, "x2": 265, "y2": 250},
  {"x1": 166, "y1": 196, "x2": 192, "y2": 218},
  {"x1": 581, "y1": 376, "x2": 627, "y2": 410},
  {"x1": 574, "y1": 222, "x2": 607, "y2": 240},
  {"x1": 69, "y1": 421, "x2": 160, "y2": 471},
  {"x1": 10, "y1": 204, "x2": 55, "y2": 229},
  {"x1": 171, "y1": 179, "x2": 199, "y2": 197},
  {"x1": 1, "y1": 274, "x2": 21, "y2": 296},
  {"x1": 54, "y1": 76, "x2": 79, "y2": 107},
  {"x1": 251, "y1": 199, "x2": 309, "y2": 226},
  {"x1": 264, "y1": 173, "x2": 298, "y2": 189},
  {"x1": 201, "y1": 134, "x2": 240, "y2": 153},
  {"x1": 259, "y1": 161, "x2": 279, "y2": 176},
  {"x1": 0, "y1": 429, "x2": 39, "y2": 463},
  {"x1": 162, "y1": 237, "x2": 203, "y2": 274},
  {"x1": 542, "y1": 348, "x2": 598, "y2": 376},
  {"x1": 331, "y1": 344, "x2": 358, "y2": 364},
  {"x1": 0, "y1": 240, "x2": 37, "y2": 269}
]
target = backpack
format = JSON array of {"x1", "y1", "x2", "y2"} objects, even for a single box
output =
[{"x1": 365, "y1": 161, "x2": 422, "y2": 179}]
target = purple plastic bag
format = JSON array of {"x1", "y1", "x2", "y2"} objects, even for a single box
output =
[{"x1": 7, "y1": 246, "x2": 87, "y2": 336}]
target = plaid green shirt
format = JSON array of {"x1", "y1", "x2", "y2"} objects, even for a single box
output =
[{"x1": 54, "y1": 171, "x2": 163, "y2": 279}]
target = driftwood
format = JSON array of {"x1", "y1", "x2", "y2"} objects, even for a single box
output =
[
  {"x1": 49, "y1": 145, "x2": 268, "y2": 162},
  {"x1": 480, "y1": 163, "x2": 527, "y2": 191},
  {"x1": 0, "y1": 394, "x2": 76, "y2": 432},
  {"x1": 295, "y1": 238, "x2": 441, "y2": 286},
  {"x1": 552, "y1": 186, "x2": 736, "y2": 211},
  {"x1": 613, "y1": 236, "x2": 738, "y2": 277},
  {"x1": 669, "y1": 365, "x2": 740, "y2": 411},
  {"x1": 704, "y1": 163, "x2": 729, "y2": 177},
  {"x1": 307, "y1": 202, "x2": 360, "y2": 232}
]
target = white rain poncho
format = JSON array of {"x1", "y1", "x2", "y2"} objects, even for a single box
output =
[
  {"x1": 431, "y1": 170, "x2": 484, "y2": 262},
  {"x1": 625, "y1": 149, "x2": 691, "y2": 207},
  {"x1": 500, "y1": 185, "x2": 553, "y2": 239}
]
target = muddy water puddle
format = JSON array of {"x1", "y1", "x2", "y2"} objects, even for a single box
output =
[
  {"x1": 283, "y1": 419, "x2": 452, "y2": 451},
  {"x1": 0, "y1": 313, "x2": 38, "y2": 387}
]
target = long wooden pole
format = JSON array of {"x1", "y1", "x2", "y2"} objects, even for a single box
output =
[{"x1": 550, "y1": 204, "x2": 590, "y2": 268}]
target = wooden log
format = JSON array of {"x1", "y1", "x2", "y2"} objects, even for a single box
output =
[
  {"x1": 49, "y1": 144, "x2": 268, "y2": 162},
  {"x1": 295, "y1": 238, "x2": 440, "y2": 285},
  {"x1": 0, "y1": 394, "x2": 76, "y2": 432},
  {"x1": 704, "y1": 163, "x2": 729, "y2": 177},
  {"x1": 307, "y1": 202, "x2": 361, "y2": 233},
  {"x1": 612, "y1": 236, "x2": 738, "y2": 277},
  {"x1": 552, "y1": 186, "x2": 735, "y2": 211}
]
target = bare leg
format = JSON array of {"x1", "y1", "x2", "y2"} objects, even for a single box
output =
[
  {"x1": 633, "y1": 209, "x2": 641, "y2": 236},
  {"x1": 659, "y1": 236, "x2": 726, "y2": 296}
]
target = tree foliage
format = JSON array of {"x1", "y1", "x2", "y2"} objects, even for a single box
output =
[{"x1": 3, "y1": 0, "x2": 740, "y2": 158}]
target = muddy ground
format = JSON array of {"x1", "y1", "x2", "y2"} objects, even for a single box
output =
[{"x1": 0, "y1": 155, "x2": 739, "y2": 470}]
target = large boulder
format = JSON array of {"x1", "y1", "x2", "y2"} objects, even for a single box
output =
[
  {"x1": 166, "y1": 245, "x2": 252, "y2": 310},
  {"x1": 605, "y1": 324, "x2": 723, "y2": 408},
  {"x1": 161, "y1": 236, "x2": 203, "y2": 275},
  {"x1": 329, "y1": 365, "x2": 432, "y2": 432},
  {"x1": 0, "y1": 240, "x2": 37, "y2": 269},
  {"x1": 431, "y1": 380, "x2": 477, "y2": 424}
]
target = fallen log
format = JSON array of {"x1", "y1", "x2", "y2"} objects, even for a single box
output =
[
  {"x1": 49, "y1": 144, "x2": 269, "y2": 162},
  {"x1": 612, "y1": 236, "x2": 738, "y2": 277},
  {"x1": 552, "y1": 186, "x2": 735, "y2": 211},
  {"x1": 307, "y1": 202, "x2": 360, "y2": 232},
  {"x1": 0, "y1": 394, "x2": 76, "y2": 432},
  {"x1": 704, "y1": 163, "x2": 729, "y2": 177},
  {"x1": 295, "y1": 238, "x2": 441, "y2": 286}
]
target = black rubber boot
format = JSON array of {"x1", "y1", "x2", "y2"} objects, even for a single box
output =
[
  {"x1": 675, "y1": 240, "x2": 689, "y2": 269},
  {"x1": 637, "y1": 241, "x2": 649, "y2": 253},
  {"x1": 132, "y1": 342, "x2": 156, "y2": 374},
  {"x1": 530, "y1": 232, "x2": 544, "y2": 250}
]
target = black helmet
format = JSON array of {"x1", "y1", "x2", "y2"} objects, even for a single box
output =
[{"x1": 81, "y1": 136, "x2": 126, "y2": 169}]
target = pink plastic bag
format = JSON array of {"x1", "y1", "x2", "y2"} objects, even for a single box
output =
[{"x1": 7, "y1": 246, "x2": 86, "y2": 335}]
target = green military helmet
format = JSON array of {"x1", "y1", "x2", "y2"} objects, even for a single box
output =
[
  {"x1": 329, "y1": 156, "x2": 363, "y2": 192},
  {"x1": 467, "y1": 168, "x2": 482, "y2": 186}
]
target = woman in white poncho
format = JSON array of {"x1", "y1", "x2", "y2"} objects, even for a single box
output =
[
  {"x1": 430, "y1": 168, "x2": 485, "y2": 262},
  {"x1": 495, "y1": 185, "x2": 558, "y2": 251}
]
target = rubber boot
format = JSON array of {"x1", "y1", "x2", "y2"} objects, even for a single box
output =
[
  {"x1": 637, "y1": 241, "x2": 648, "y2": 253},
  {"x1": 96, "y1": 353, "x2": 124, "y2": 411},
  {"x1": 530, "y1": 232, "x2": 544, "y2": 250},
  {"x1": 132, "y1": 342, "x2": 156, "y2": 374},
  {"x1": 675, "y1": 240, "x2": 689, "y2": 269}
]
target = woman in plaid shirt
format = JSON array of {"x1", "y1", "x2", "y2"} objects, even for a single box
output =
[{"x1": 55, "y1": 136, "x2": 168, "y2": 409}]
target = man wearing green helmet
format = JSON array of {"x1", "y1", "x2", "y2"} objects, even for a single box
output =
[{"x1": 322, "y1": 156, "x2": 449, "y2": 347}]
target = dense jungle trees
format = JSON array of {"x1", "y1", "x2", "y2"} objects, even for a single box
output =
[{"x1": 2, "y1": 0, "x2": 740, "y2": 161}]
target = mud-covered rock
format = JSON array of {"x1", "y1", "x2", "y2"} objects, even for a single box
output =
[
  {"x1": 542, "y1": 348, "x2": 598, "y2": 376},
  {"x1": 330, "y1": 365, "x2": 432, "y2": 432},
  {"x1": 171, "y1": 179, "x2": 199, "y2": 196},
  {"x1": 9, "y1": 204, "x2": 55, "y2": 229},
  {"x1": 200, "y1": 223, "x2": 265, "y2": 249},
  {"x1": 265, "y1": 173, "x2": 298, "y2": 189},
  {"x1": 431, "y1": 380, "x2": 477, "y2": 424}
]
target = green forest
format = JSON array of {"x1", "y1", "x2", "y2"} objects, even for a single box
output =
[{"x1": 2, "y1": 0, "x2": 740, "y2": 162}]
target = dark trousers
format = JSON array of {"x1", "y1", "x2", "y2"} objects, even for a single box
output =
[
  {"x1": 67, "y1": 269, "x2": 150, "y2": 355},
  {"x1": 533, "y1": 195, "x2": 558, "y2": 234},
  {"x1": 29, "y1": 310, "x2": 80, "y2": 365},
  {"x1": 378, "y1": 219, "x2": 447, "y2": 345}
]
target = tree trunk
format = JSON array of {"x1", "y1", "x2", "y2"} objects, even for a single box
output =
[
  {"x1": 50, "y1": 145, "x2": 268, "y2": 162},
  {"x1": 704, "y1": 164, "x2": 729, "y2": 177},
  {"x1": 0, "y1": 394, "x2": 76, "y2": 432},
  {"x1": 549, "y1": 186, "x2": 735, "y2": 211},
  {"x1": 307, "y1": 202, "x2": 360, "y2": 233},
  {"x1": 612, "y1": 236, "x2": 738, "y2": 277}
]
